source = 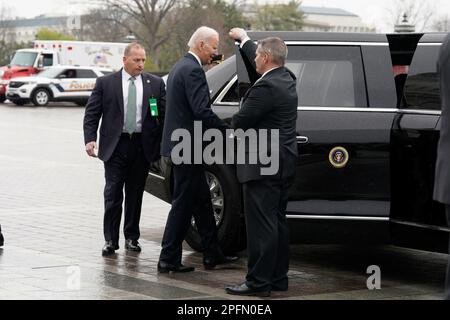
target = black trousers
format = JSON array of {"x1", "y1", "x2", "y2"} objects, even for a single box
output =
[
  {"x1": 243, "y1": 177, "x2": 292, "y2": 291},
  {"x1": 445, "y1": 206, "x2": 450, "y2": 300},
  {"x1": 103, "y1": 135, "x2": 149, "y2": 243},
  {"x1": 159, "y1": 164, "x2": 220, "y2": 265}
]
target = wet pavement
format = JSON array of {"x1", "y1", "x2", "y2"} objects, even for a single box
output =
[{"x1": 0, "y1": 101, "x2": 448, "y2": 300}]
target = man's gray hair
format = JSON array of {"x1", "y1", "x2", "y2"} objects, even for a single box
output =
[
  {"x1": 124, "y1": 42, "x2": 145, "y2": 56},
  {"x1": 188, "y1": 26, "x2": 219, "y2": 49},
  {"x1": 257, "y1": 37, "x2": 288, "y2": 66}
]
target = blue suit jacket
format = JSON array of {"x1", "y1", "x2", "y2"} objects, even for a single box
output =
[
  {"x1": 83, "y1": 69, "x2": 166, "y2": 162},
  {"x1": 161, "y1": 53, "x2": 228, "y2": 159}
]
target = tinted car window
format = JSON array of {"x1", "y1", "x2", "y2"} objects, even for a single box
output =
[
  {"x1": 287, "y1": 46, "x2": 367, "y2": 107},
  {"x1": 206, "y1": 55, "x2": 236, "y2": 100},
  {"x1": 76, "y1": 69, "x2": 97, "y2": 78},
  {"x1": 60, "y1": 69, "x2": 76, "y2": 79},
  {"x1": 404, "y1": 45, "x2": 441, "y2": 110},
  {"x1": 221, "y1": 79, "x2": 239, "y2": 103}
]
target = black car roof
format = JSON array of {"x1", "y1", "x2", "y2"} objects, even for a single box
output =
[
  {"x1": 418, "y1": 33, "x2": 448, "y2": 43},
  {"x1": 247, "y1": 31, "x2": 387, "y2": 42},
  {"x1": 247, "y1": 31, "x2": 449, "y2": 44}
]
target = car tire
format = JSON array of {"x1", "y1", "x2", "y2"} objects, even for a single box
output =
[
  {"x1": 185, "y1": 164, "x2": 246, "y2": 254},
  {"x1": 31, "y1": 88, "x2": 51, "y2": 106}
]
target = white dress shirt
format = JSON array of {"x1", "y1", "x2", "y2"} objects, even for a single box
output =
[
  {"x1": 240, "y1": 37, "x2": 251, "y2": 48},
  {"x1": 122, "y1": 69, "x2": 143, "y2": 133}
]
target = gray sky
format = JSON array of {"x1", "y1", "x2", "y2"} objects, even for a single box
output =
[
  {"x1": 302, "y1": 0, "x2": 450, "y2": 31},
  {"x1": 2, "y1": 0, "x2": 450, "y2": 32}
]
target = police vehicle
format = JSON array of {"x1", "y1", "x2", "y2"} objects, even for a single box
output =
[{"x1": 6, "y1": 65, "x2": 112, "y2": 106}]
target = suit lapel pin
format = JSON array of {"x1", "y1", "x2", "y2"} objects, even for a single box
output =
[{"x1": 146, "y1": 79, "x2": 151, "y2": 84}]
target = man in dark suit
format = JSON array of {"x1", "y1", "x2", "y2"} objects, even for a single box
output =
[
  {"x1": 433, "y1": 32, "x2": 450, "y2": 300},
  {"x1": 83, "y1": 43, "x2": 165, "y2": 256},
  {"x1": 226, "y1": 28, "x2": 298, "y2": 297},
  {"x1": 158, "y1": 26, "x2": 238, "y2": 273}
]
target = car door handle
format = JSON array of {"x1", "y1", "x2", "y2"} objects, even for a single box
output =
[{"x1": 297, "y1": 136, "x2": 309, "y2": 144}]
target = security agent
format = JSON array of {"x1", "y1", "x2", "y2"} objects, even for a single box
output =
[
  {"x1": 226, "y1": 28, "x2": 298, "y2": 297},
  {"x1": 83, "y1": 42, "x2": 166, "y2": 256}
]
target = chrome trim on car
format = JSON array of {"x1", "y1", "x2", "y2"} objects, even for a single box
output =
[
  {"x1": 286, "y1": 215, "x2": 389, "y2": 222},
  {"x1": 297, "y1": 106, "x2": 441, "y2": 115},
  {"x1": 391, "y1": 219, "x2": 450, "y2": 233},
  {"x1": 398, "y1": 109, "x2": 441, "y2": 115},
  {"x1": 215, "y1": 101, "x2": 240, "y2": 106},
  {"x1": 213, "y1": 75, "x2": 238, "y2": 105},
  {"x1": 297, "y1": 136, "x2": 309, "y2": 144},
  {"x1": 417, "y1": 43, "x2": 442, "y2": 46},
  {"x1": 285, "y1": 41, "x2": 389, "y2": 46},
  {"x1": 148, "y1": 171, "x2": 165, "y2": 180}
]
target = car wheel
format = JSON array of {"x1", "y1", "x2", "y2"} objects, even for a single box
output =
[
  {"x1": 31, "y1": 88, "x2": 50, "y2": 106},
  {"x1": 185, "y1": 164, "x2": 246, "y2": 254}
]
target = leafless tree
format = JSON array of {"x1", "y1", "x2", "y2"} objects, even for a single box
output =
[
  {"x1": 0, "y1": 5, "x2": 18, "y2": 66},
  {"x1": 77, "y1": 8, "x2": 128, "y2": 42},
  {"x1": 0, "y1": 5, "x2": 15, "y2": 43},
  {"x1": 432, "y1": 15, "x2": 450, "y2": 32},
  {"x1": 97, "y1": 0, "x2": 184, "y2": 68},
  {"x1": 157, "y1": 0, "x2": 249, "y2": 71}
]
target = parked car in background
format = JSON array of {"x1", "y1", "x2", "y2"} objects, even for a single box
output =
[
  {"x1": 0, "y1": 40, "x2": 127, "y2": 103},
  {"x1": 145, "y1": 31, "x2": 449, "y2": 255},
  {"x1": 6, "y1": 65, "x2": 112, "y2": 106}
]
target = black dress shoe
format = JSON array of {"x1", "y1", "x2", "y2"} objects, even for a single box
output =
[
  {"x1": 157, "y1": 261, "x2": 195, "y2": 273},
  {"x1": 225, "y1": 283, "x2": 271, "y2": 297},
  {"x1": 102, "y1": 241, "x2": 119, "y2": 256},
  {"x1": 125, "y1": 239, "x2": 141, "y2": 252},
  {"x1": 203, "y1": 255, "x2": 239, "y2": 270}
]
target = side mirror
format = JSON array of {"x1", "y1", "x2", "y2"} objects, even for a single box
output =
[{"x1": 37, "y1": 55, "x2": 44, "y2": 69}]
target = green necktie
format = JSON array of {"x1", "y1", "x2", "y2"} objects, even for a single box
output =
[{"x1": 125, "y1": 76, "x2": 137, "y2": 134}]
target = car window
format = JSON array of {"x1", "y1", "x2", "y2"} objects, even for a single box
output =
[
  {"x1": 76, "y1": 69, "x2": 98, "y2": 79},
  {"x1": 206, "y1": 55, "x2": 236, "y2": 100},
  {"x1": 236, "y1": 45, "x2": 367, "y2": 107},
  {"x1": 42, "y1": 54, "x2": 53, "y2": 67},
  {"x1": 222, "y1": 79, "x2": 239, "y2": 102},
  {"x1": 403, "y1": 45, "x2": 441, "y2": 110},
  {"x1": 287, "y1": 46, "x2": 367, "y2": 107},
  {"x1": 100, "y1": 70, "x2": 112, "y2": 76},
  {"x1": 214, "y1": 77, "x2": 239, "y2": 104},
  {"x1": 59, "y1": 69, "x2": 76, "y2": 79}
]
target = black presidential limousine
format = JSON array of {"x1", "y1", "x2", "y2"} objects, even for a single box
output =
[{"x1": 146, "y1": 31, "x2": 449, "y2": 254}]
